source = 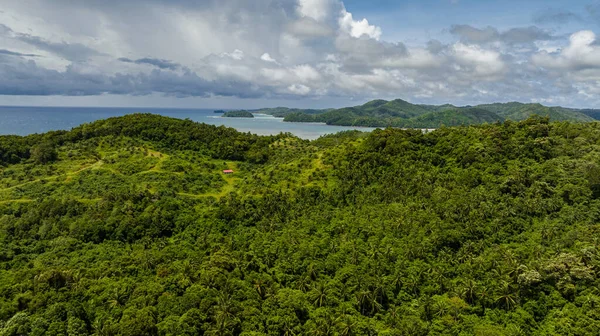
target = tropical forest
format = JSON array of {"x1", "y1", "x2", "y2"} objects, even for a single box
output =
[{"x1": 0, "y1": 114, "x2": 599, "y2": 335}]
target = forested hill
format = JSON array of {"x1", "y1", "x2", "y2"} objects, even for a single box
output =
[
  {"x1": 223, "y1": 110, "x2": 254, "y2": 118},
  {"x1": 1, "y1": 114, "x2": 600, "y2": 334},
  {"x1": 258, "y1": 99, "x2": 598, "y2": 128}
]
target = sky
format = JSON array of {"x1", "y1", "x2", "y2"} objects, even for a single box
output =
[{"x1": 0, "y1": 0, "x2": 599, "y2": 109}]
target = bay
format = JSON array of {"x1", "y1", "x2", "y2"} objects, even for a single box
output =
[{"x1": 0, "y1": 106, "x2": 376, "y2": 140}]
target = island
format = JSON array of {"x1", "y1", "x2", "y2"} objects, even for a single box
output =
[
  {"x1": 255, "y1": 99, "x2": 600, "y2": 128},
  {"x1": 213, "y1": 109, "x2": 226, "y2": 113},
  {"x1": 222, "y1": 110, "x2": 254, "y2": 118}
]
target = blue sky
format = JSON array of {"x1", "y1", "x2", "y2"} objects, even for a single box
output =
[
  {"x1": 345, "y1": 0, "x2": 593, "y2": 41},
  {"x1": 0, "y1": 0, "x2": 599, "y2": 109}
]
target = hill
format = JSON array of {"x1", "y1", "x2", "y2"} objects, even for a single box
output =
[
  {"x1": 0, "y1": 114, "x2": 600, "y2": 334},
  {"x1": 579, "y1": 109, "x2": 600, "y2": 120},
  {"x1": 223, "y1": 110, "x2": 254, "y2": 118},
  {"x1": 272, "y1": 99, "x2": 596, "y2": 127},
  {"x1": 252, "y1": 107, "x2": 331, "y2": 118}
]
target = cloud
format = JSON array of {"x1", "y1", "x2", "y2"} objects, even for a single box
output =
[
  {"x1": 533, "y1": 30, "x2": 600, "y2": 75},
  {"x1": 260, "y1": 53, "x2": 277, "y2": 63},
  {"x1": 288, "y1": 83, "x2": 311, "y2": 95},
  {"x1": 0, "y1": 24, "x2": 12, "y2": 35},
  {"x1": 0, "y1": 23, "x2": 103, "y2": 62},
  {"x1": 223, "y1": 49, "x2": 245, "y2": 61},
  {"x1": 339, "y1": 8, "x2": 382, "y2": 40},
  {"x1": 296, "y1": 0, "x2": 336, "y2": 22},
  {"x1": 292, "y1": 64, "x2": 321, "y2": 81},
  {"x1": 0, "y1": 49, "x2": 39, "y2": 57},
  {"x1": 451, "y1": 43, "x2": 505, "y2": 77},
  {"x1": 533, "y1": 9, "x2": 582, "y2": 25},
  {"x1": 0, "y1": 57, "x2": 264, "y2": 98},
  {"x1": 16, "y1": 34, "x2": 104, "y2": 61},
  {"x1": 450, "y1": 25, "x2": 554, "y2": 44},
  {"x1": 118, "y1": 57, "x2": 181, "y2": 70},
  {"x1": 0, "y1": 0, "x2": 598, "y2": 107},
  {"x1": 287, "y1": 17, "x2": 334, "y2": 38}
]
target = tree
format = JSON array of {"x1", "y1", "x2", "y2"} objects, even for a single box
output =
[{"x1": 30, "y1": 142, "x2": 58, "y2": 164}]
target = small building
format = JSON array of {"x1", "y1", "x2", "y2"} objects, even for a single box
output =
[{"x1": 223, "y1": 170, "x2": 234, "y2": 175}]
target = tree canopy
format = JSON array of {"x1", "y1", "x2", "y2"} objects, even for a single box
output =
[{"x1": 0, "y1": 114, "x2": 599, "y2": 335}]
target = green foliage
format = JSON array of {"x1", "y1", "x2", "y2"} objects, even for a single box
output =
[
  {"x1": 30, "y1": 142, "x2": 58, "y2": 164},
  {"x1": 223, "y1": 111, "x2": 254, "y2": 118},
  {"x1": 252, "y1": 107, "x2": 330, "y2": 118},
  {"x1": 280, "y1": 99, "x2": 595, "y2": 128},
  {"x1": 0, "y1": 114, "x2": 599, "y2": 335}
]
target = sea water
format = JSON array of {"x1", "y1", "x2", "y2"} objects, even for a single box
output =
[{"x1": 0, "y1": 106, "x2": 376, "y2": 140}]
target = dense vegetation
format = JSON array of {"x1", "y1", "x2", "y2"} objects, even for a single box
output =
[
  {"x1": 1, "y1": 114, "x2": 600, "y2": 335},
  {"x1": 263, "y1": 99, "x2": 599, "y2": 128},
  {"x1": 222, "y1": 111, "x2": 254, "y2": 118},
  {"x1": 252, "y1": 107, "x2": 331, "y2": 118}
]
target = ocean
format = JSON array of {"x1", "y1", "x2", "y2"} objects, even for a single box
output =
[{"x1": 0, "y1": 106, "x2": 376, "y2": 140}]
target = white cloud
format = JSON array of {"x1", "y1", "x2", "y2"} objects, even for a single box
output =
[
  {"x1": 533, "y1": 31, "x2": 600, "y2": 72},
  {"x1": 260, "y1": 53, "x2": 277, "y2": 63},
  {"x1": 292, "y1": 64, "x2": 321, "y2": 82},
  {"x1": 452, "y1": 43, "x2": 505, "y2": 77},
  {"x1": 296, "y1": 0, "x2": 334, "y2": 22},
  {"x1": 339, "y1": 8, "x2": 382, "y2": 40},
  {"x1": 224, "y1": 49, "x2": 245, "y2": 60},
  {"x1": 288, "y1": 83, "x2": 311, "y2": 95},
  {"x1": 380, "y1": 48, "x2": 443, "y2": 69}
]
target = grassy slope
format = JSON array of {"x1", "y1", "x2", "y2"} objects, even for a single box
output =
[
  {"x1": 0, "y1": 137, "x2": 231, "y2": 205},
  {"x1": 0, "y1": 134, "x2": 334, "y2": 206}
]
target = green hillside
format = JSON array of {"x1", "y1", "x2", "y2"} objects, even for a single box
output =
[
  {"x1": 1, "y1": 114, "x2": 600, "y2": 335},
  {"x1": 409, "y1": 107, "x2": 501, "y2": 128},
  {"x1": 223, "y1": 110, "x2": 254, "y2": 118},
  {"x1": 579, "y1": 109, "x2": 600, "y2": 120},
  {"x1": 252, "y1": 107, "x2": 330, "y2": 118},
  {"x1": 477, "y1": 102, "x2": 593, "y2": 122},
  {"x1": 276, "y1": 99, "x2": 596, "y2": 128}
]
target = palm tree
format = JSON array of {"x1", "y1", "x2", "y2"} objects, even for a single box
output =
[
  {"x1": 311, "y1": 282, "x2": 329, "y2": 308},
  {"x1": 495, "y1": 281, "x2": 517, "y2": 310},
  {"x1": 459, "y1": 279, "x2": 478, "y2": 304}
]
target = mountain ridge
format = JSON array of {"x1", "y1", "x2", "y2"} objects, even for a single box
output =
[{"x1": 254, "y1": 99, "x2": 600, "y2": 128}]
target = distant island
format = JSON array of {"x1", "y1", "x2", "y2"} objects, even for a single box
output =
[
  {"x1": 222, "y1": 110, "x2": 254, "y2": 118},
  {"x1": 213, "y1": 110, "x2": 226, "y2": 113},
  {"x1": 254, "y1": 99, "x2": 600, "y2": 128}
]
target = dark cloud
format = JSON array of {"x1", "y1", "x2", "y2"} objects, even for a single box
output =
[
  {"x1": 287, "y1": 18, "x2": 334, "y2": 39},
  {"x1": 450, "y1": 25, "x2": 497, "y2": 43},
  {"x1": 0, "y1": 58, "x2": 263, "y2": 98},
  {"x1": 426, "y1": 40, "x2": 445, "y2": 54},
  {"x1": 15, "y1": 34, "x2": 104, "y2": 62},
  {"x1": 0, "y1": 24, "x2": 12, "y2": 35},
  {"x1": 533, "y1": 9, "x2": 582, "y2": 25},
  {"x1": 118, "y1": 57, "x2": 181, "y2": 70},
  {"x1": 502, "y1": 27, "x2": 555, "y2": 44},
  {"x1": 0, "y1": 49, "x2": 39, "y2": 57},
  {"x1": 0, "y1": 23, "x2": 103, "y2": 61},
  {"x1": 450, "y1": 25, "x2": 554, "y2": 44}
]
